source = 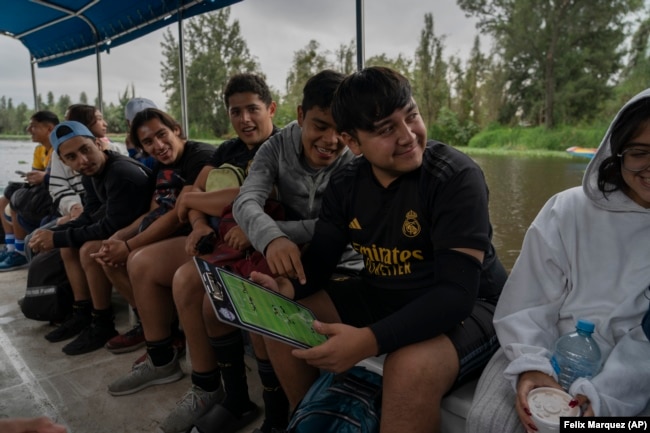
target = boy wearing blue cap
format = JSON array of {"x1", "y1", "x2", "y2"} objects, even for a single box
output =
[{"x1": 29, "y1": 121, "x2": 154, "y2": 354}]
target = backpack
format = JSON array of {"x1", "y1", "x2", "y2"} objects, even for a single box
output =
[
  {"x1": 9, "y1": 182, "x2": 55, "y2": 225},
  {"x1": 20, "y1": 248, "x2": 73, "y2": 323},
  {"x1": 287, "y1": 366, "x2": 383, "y2": 433},
  {"x1": 205, "y1": 163, "x2": 246, "y2": 192}
]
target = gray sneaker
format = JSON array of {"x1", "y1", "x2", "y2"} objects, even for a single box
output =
[
  {"x1": 107, "y1": 352, "x2": 184, "y2": 396},
  {"x1": 156, "y1": 384, "x2": 225, "y2": 433}
]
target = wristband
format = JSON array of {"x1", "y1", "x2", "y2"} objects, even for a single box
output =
[{"x1": 124, "y1": 240, "x2": 132, "y2": 252}]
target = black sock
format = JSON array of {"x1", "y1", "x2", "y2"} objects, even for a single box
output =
[
  {"x1": 72, "y1": 300, "x2": 92, "y2": 317},
  {"x1": 209, "y1": 331, "x2": 250, "y2": 414},
  {"x1": 191, "y1": 368, "x2": 222, "y2": 393},
  {"x1": 257, "y1": 357, "x2": 289, "y2": 429},
  {"x1": 147, "y1": 336, "x2": 174, "y2": 367},
  {"x1": 91, "y1": 307, "x2": 114, "y2": 329}
]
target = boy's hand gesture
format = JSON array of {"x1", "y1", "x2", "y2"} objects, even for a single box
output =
[{"x1": 264, "y1": 237, "x2": 305, "y2": 283}]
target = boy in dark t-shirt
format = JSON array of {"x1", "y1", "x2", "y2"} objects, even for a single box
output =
[
  {"x1": 251, "y1": 67, "x2": 508, "y2": 433},
  {"x1": 106, "y1": 74, "x2": 284, "y2": 433},
  {"x1": 49, "y1": 109, "x2": 214, "y2": 356}
]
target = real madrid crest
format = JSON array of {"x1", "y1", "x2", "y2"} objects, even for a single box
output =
[{"x1": 402, "y1": 210, "x2": 421, "y2": 238}]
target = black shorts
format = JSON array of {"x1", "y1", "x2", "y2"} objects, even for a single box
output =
[{"x1": 326, "y1": 276, "x2": 499, "y2": 386}]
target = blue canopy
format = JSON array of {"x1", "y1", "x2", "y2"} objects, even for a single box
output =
[{"x1": 1, "y1": 0, "x2": 241, "y2": 67}]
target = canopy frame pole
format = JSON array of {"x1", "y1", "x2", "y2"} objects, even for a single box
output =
[
  {"x1": 178, "y1": 10, "x2": 189, "y2": 135},
  {"x1": 96, "y1": 44, "x2": 103, "y2": 112},
  {"x1": 30, "y1": 56, "x2": 39, "y2": 110},
  {"x1": 356, "y1": 0, "x2": 365, "y2": 71}
]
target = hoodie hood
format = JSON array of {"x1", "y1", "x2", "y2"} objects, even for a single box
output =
[{"x1": 583, "y1": 88, "x2": 650, "y2": 212}]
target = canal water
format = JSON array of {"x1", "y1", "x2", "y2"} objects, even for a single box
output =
[
  {"x1": 0, "y1": 139, "x2": 34, "y2": 194},
  {"x1": 473, "y1": 153, "x2": 586, "y2": 271},
  {"x1": 0, "y1": 139, "x2": 587, "y2": 271}
]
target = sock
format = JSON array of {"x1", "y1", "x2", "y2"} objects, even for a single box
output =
[
  {"x1": 257, "y1": 357, "x2": 289, "y2": 429},
  {"x1": 14, "y1": 238, "x2": 25, "y2": 255},
  {"x1": 147, "y1": 336, "x2": 175, "y2": 367},
  {"x1": 72, "y1": 300, "x2": 92, "y2": 317},
  {"x1": 91, "y1": 307, "x2": 115, "y2": 329},
  {"x1": 191, "y1": 368, "x2": 222, "y2": 393},
  {"x1": 209, "y1": 331, "x2": 250, "y2": 414},
  {"x1": 4, "y1": 234, "x2": 15, "y2": 252}
]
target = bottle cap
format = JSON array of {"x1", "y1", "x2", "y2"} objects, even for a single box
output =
[{"x1": 576, "y1": 319, "x2": 595, "y2": 333}]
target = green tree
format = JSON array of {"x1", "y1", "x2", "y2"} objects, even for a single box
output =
[
  {"x1": 45, "y1": 91, "x2": 55, "y2": 111},
  {"x1": 160, "y1": 8, "x2": 259, "y2": 137},
  {"x1": 0, "y1": 96, "x2": 8, "y2": 133},
  {"x1": 284, "y1": 40, "x2": 330, "y2": 111},
  {"x1": 457, "y1": 36, "x2": 485, "y2": 126},
  {"x1": 161, "y1": 28, "x2": 181, "y2": 121},
  {"x1": 79, "y1": 92, "x2": 88, "y2": 105},
  {"x1": 478, "y1": 54, "x2": 513, "y2": 126},
  {"x1": 609, "y1": 14, "x2": 650, "y2": 117},
  {"x1": 333, "y1": 39, "x2": 356, "y2": 75},
  {"x1": 458, "y1": 0, "x2": 643, "y2": 128},
  {"x1": 366, "y1": 53, "x2": 412, "y2": 78},
  {"x1": 56, "y1": 95, "x2": 72, "y2": 118},
  {"x1": 412, "y1": 13, "x2": 450, "y2": 130}
]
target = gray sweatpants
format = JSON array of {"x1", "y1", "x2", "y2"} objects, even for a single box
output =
[
  {"x1": 467, "y1": 348, "x2": 650, "y2": 432},
  {"x1": 465, "y1": 348, "x2": 526, "y2": 433}
]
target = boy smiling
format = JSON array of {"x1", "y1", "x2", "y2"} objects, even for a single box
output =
[{"x1": 252, "y1": 67, "x2": 507, "y2": 433}]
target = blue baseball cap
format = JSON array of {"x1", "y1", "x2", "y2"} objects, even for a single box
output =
[
  {"x1": 125, "y1": 97, "x2": 157, "y2": 123},
  {"x1": 50, "y1": 121, "x2": 96, "y2": 153}
]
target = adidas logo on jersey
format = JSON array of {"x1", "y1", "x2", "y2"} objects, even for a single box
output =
[{"x1": 349, "y1": 218, "x2": 362, "y2": 230}]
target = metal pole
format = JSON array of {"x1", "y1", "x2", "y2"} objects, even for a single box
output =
[
  {"x1": 356, "y1": 0, "x2": 365, "y2": 71},
  {"x1": 30, "y1": 56, "x2": 39, "y2": 110},
  {"x1": 178, "y1": 12, "x2": 189, "y2": 135},
  {"x1": 96, "y1": 44, "x2": 104, "y2": 112}
]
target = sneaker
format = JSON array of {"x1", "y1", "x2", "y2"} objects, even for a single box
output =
[
  {"x1": 107, "y1": 351, "x2": 184, "y2": 396},
  {"x1": 62, "y1": 324, "x2": 118, "y2": 356},
  {"x1": 105, "y1": 322, "x2": 145, "y2": 354},
  {"x1": 45, "y1": 313, "x2": 92, "y2": 342},
  {"x1": 133, "y1": 333, "x2": 186, "y2": 367},
  {"x1": 189, "y1": 401, "x2": 259, "y2": 433},
  {"x1": 0, "y1": 251, "x2": 28, "y2": 272},
  {"x1": 156, "y1": 384, "x2": 226, "y2": 433},
  {"x1": 0, "y1": 247, "x2": 11, "y2": 262}
]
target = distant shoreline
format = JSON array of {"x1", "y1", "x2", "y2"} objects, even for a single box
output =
[{"x1": 1, "y1": 135, "x2": 573, "y2": 159}]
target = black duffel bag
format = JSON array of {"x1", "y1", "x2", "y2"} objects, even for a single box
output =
[{"x1": 21, "y1": 248, "x2": 73, "y2": 323}]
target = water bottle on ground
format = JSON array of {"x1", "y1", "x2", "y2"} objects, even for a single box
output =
[{"x1": 550, "y1": 319, "x2": 602, "y2": 390}]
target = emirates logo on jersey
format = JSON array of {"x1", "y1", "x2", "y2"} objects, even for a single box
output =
[{"x1": 402, "y1": 210, "x2": 421, "y2": 238}]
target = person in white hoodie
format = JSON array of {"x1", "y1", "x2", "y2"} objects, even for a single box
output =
[{"x1": 466, "y1": 89, "x2": 650, "y2": 432}]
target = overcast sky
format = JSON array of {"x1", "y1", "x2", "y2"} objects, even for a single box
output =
[{"x1": 0, "y1": 0, "x2": 487, "y2": 111}]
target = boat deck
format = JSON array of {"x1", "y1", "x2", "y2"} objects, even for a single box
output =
[{"x1": 0, "y1": 268, "x2": 264, "y2": 432}]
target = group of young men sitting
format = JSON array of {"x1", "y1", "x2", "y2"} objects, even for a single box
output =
[{"x1": 17, "y1": 67, "x2": 507, "y2": 433}]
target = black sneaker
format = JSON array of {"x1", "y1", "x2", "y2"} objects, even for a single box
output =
[
  {"x1": 62, "y1": 324, "x2": 118, "y2": 356},
  {"x1": 44, "y1": 313, "x2": 92, "y2": 342}
]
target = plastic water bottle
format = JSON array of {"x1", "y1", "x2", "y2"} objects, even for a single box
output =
[{"x1": 550, "y1": 319, "x2": 602, "y2": 390}]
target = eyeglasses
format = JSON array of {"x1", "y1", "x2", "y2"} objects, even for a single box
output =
[{"x1": 617, "y1": 148, "x2": 650, "y2": 172}]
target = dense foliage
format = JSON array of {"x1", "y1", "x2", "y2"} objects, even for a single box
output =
[{"x1": 1, "y1": 4, "x2": 649, "y2": 149}]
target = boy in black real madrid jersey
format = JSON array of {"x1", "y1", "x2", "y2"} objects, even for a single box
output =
[{"x1": 251, "y1": 67, "x2": 507, "y2": 433}]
